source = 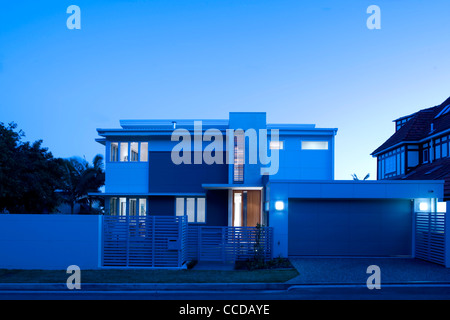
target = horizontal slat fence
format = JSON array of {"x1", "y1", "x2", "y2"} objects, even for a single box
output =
[
  {"x1": 415, "y1": 211, "x2": 446, "y2": 265},
  {"x1": 102, "y1": 215, "x2": 187, "y2": 268},
  {"x1": 188, "y1": 226, "x2": 273, "y2": 262}
]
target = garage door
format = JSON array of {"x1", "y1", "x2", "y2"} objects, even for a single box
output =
[{"x1": 288, "y1": 199, "x2": 412, "y2": 256}]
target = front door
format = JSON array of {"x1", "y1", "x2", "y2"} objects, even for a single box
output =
[{"x1": 232, "y1": 190, "x2": 261, "y2": 227}]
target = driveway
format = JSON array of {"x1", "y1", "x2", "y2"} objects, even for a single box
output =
[{"x1": 288, "y1": 258, "x2": 450, "y2": 284}]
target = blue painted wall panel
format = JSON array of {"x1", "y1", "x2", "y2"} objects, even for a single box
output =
[
  {"x1": 148, "y1": 151, "x2": 228, "y2": 194},
  {"x1": 0, "y1": 215, "x2": 100, "y2": 270}
]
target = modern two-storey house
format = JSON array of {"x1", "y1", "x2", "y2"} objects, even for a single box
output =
[{"x1": 96, "y1": 112, "x2": 336, "y2": 229}]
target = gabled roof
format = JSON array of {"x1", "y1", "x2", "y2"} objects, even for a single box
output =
[{"x1": 372, "y1": 96, "x2": 450, "y2": 156}]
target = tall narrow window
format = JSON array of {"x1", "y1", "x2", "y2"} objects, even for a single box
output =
[
  {"x1": 423, "y1": 143, "x2": 429, "y2": 163},
  {"x1": 176, "y1": 198, "x2": 185, "y2": 217},
  {"x1": 110, "y1": 143, "x2": 119, "y2": 162},
  {"x1": 110, "y1": 197, "x2": 118, "y2": 215},
  {"x1": 140, "y1": 142, "x2": 148, "y2": 162},
  {"x1": 120, "y1": 142, "x2": 128, "y2": 162},
  {"x1": 186, "y1": 198, "x2": 196, "y2": 223},
  {"x1": 130, "y1": 142, "x2": 139, "y2": 162},
  {"x1": 129, "y1": 198, "x2": 137, "y2": 216},
  {"x1": 139, "y1": 199, "x2": 147, "y2": 216},
  {"x1": 234, "y1": 132, "x2": 244, "y2": 183},
  {"x1": 119, "y1": 197, "x2": 127, "y2": 216}
]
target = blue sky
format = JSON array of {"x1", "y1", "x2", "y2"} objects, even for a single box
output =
[{"x1": 1, "y1": 0, "x2": 449, "y2": 179}]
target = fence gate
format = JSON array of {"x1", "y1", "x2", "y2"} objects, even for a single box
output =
[
  {"x1": 102, "y1": 215, "x2": 187, "y2": 268},
  {"x1": 415, "y1": 211, "x2": 446, "y2": 265}
]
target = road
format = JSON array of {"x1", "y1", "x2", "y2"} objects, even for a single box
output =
[{"x1": 1, "y1": 284, "x2": 450, "y2": 300}]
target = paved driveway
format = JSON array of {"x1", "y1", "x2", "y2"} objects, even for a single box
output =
[{"x1": 288, "y1": 258, "x2": 450, "y2": 284}]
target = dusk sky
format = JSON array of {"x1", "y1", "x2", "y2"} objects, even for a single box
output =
[{"x1": 1, "y1": 0, "x2": 449, "y2": 180}]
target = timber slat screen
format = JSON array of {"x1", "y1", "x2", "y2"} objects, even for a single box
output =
[
  {"x1": 415, "y1": 211, "x2": 446, "y2": 265},
  {"x1": 187, "y1": 226, "x2": 273, "y2": 262},
  {"x1": 102, "y1": 216, "x2": 188, "y2": 268}
]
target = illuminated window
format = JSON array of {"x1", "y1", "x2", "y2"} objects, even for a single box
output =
[
  {"x1": 130, "y1": 142, "x2": 139, "y2": 162},
  {"x1": 140, "y1": 142, "x2": 148, "y2": 162},
  {"x1": 270, "y1": 141, "x2": 284, "y2": 150},
  {"x1": 175, "y1": 197, "x2": 206, "y2": 223},
  {"x1": 301, "y1": 141, "x2": 329, "y2": 150},
  {"x1": 120, "y1": 142, "x2": 128, "y2": 162},
  {"x1": 110, "y1": 143, "x2": 118, "y2": 162},
  {"x1": 139, "y1": 199, "x2": 147, "y2": 216}
]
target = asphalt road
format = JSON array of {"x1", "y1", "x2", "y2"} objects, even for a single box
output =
[{"x1": 1, "y1": 285, "x2": 450, "y2": 300}]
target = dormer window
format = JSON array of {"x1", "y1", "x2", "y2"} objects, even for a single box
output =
[
  {"x1": 434, "y1": 104, "x2": 450, "y2": 119},
  {"x1": 395, "y1": 116, "x2": 413, "y2": 131}
]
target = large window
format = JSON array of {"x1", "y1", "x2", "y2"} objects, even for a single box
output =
[
  {"x1": 378, "y1": 146, "x2": 405, "y2": 179},
  {"x1": 175, "y1": 197, "x2": 206, "y2": 223},
  {"x1": 109, "y1": 197, "x2": 147, "y2": 216},
  {"x1": 109, "y1": 142, "x2": 149, "y2": 162}
]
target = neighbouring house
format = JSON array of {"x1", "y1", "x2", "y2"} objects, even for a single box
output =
[
  {"x1": 372, "y1": 95, "x2": 450, "y2": 266},
  {"x1": 372, "y1": 95, "x2": 450, "y2": 200}
]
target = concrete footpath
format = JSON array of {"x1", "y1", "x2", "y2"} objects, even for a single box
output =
[{"x1": 0, "y1": 283, "x2": 291, "y2": 292}]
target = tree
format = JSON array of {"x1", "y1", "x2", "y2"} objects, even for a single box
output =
[
  {"x1": 351, "y1": 173, "x2": 370, "y2": 180},
  {"x1": 0, "y1": 122, "x2": 64, "y2": 213},
  {"x1": 60, "y1": 155, "x2": 105, "y2": 214}
]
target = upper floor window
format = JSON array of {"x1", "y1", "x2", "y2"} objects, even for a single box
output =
[
  {"x1": 423, "y1": 143, "x2": 429, "y2": 163},
  {"x1": 233, "y1": 133, "x2": 244, "y2": 183},
  {"x1": 301, "y1": 141, "x2": 329, "y2": 150},
  {"x1": 109, "y1": 142, "x2": 149, "y2": 162},
  {"x1": 395, "y1": 116, "x2": 413, "y2": 131},
  {"x1": 120, "y1": 142, "x2": 128, "y2": 161},
  {"x1": 110, "y1": 143, "x2": 118, "y2": 162},
  {"x1": 269, "y1": 141, "x2": 284, "y2": 150},
  {"x1": 434, "y1": 136, "x2": 449, "y2": 161},
  {"x1": 378, "y1": 146, "x2": 405, "y2": 179}
]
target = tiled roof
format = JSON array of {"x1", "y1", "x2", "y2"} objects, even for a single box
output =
[
  {"x1": 390, "y1": 157, "x2": 450, "y2": 200},
  {"x1": 372, "y1": 96, "x2": 450, "y2": 155}
]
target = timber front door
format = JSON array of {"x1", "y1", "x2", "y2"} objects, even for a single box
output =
[{"x1": 232, "y1": 190, "x2": 261, "y2": 227}]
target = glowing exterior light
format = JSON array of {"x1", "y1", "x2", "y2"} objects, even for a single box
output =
[
  {"x1": 275, "y1": 201, "x2": 284, "y2": 211},
  {"x1": 419, "y1": 202, "x2": 429, "y2": 211}
]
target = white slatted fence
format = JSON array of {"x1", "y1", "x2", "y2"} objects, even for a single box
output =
[
  {"x1": 102, "y1": 215, "x2": 188, "y2": 268},
  {"x1": 415, "y1": 211, "x2": 446, "y2": 265},
  {"x1": 188, "y1": 226, "x2": 273, "y2": 262}
]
